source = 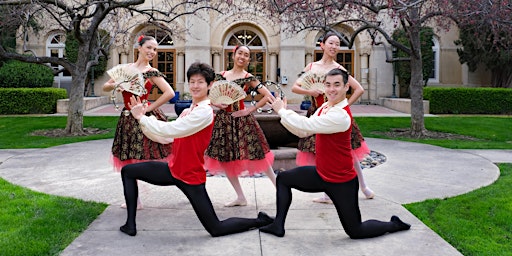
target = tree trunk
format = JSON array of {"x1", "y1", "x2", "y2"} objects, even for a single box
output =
[
  {"x1": 491, "y1": 68, "x2": 512, "y2": 88},
  {"x1": 65, "y1": 72, "x2": 86, "y2": 135},
  {"x1": 65, "y1": 45, "x2": 91, "y2": 135},
  {"x1": 408, "y1": 9, "x2": 427, "y2": 138},
  {"x1": 409, "y1": 54, "x2": 426, "y2": 138}
]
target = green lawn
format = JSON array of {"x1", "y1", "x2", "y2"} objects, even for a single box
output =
[
  {"x1": 356, "y1": 116, "x2": 512, "y2": 149},
  {"x1": 0, "y1": 116, "x2": 117, "y2": 149},
  {"x1": 405, "y1": 163, "x2": 512, "y2": 256},
  {"x1": 0, "y1": 178, "x2": 107, "y2": 256},
  {"x1": 0, "y1": 115, "x2": 511, "y2": 255}
]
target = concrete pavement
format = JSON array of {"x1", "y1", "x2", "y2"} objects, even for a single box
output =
[{"x1": 0, "y1": 104, "x2": 510, "y2": 255}]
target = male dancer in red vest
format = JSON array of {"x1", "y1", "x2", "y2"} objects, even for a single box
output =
[
  {"x1": 120, "y1": 62, "x2": 272, "y2": 237},
  {"x1": 260, "y1": 68, "x2": 410, "y2": 238}
]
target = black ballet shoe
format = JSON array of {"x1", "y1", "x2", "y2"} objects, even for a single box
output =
[
  {"x1": 259, "y1": 223, "x2": 285, "y2": 237},
  {"x1": 256, "y1": 211, "x2": 275, "y2": 227},
  {"x1": 390, "y1": 215, "x2": 411, "y2": 232},
  {"x1": 120, "y1": 224, "x2": 137, "y2": 236}
]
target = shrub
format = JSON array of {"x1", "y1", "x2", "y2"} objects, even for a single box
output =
[
  {"x1": 0, "y1": 88, "x2": 67, "y2": 114},
  {"x1": 0, "y1": 60, "x2": 54, "y2": 88},
  {"x1": 424, "y1": 87, "x2": 512, "y2": 114}
]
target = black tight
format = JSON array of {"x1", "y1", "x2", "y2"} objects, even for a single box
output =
[
  {"x1": 120, "y1": 161, "x2": 271, "y2": 237},
  {"x1": 260, "y1": 166, "x2": 410, "y2": 239}
]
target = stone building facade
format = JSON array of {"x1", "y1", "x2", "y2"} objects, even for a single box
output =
[{"x1": 16, "y1": 4, "x2": 490, "y2": 104}]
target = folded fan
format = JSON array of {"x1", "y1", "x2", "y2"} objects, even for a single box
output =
[
  {"x1": 297, "y1": 71, "x2": 326, "y2": 93},
  {"x1": 208, "y1": 80, "x2": 247, "y2": 105},
  {"x1": 106, "y1": 64, "x2": 146, "y2": 96}
]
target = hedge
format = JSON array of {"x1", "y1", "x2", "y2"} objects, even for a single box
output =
[
  {"x1": 0, "y1": 60, "x2": 55, "y2": 88},
  {"x1": 423, "y1": 87, "x2": 512, "y2": 114},
  {"x1": 0, "y1": 88, "x2": 67, "y2": 114}
]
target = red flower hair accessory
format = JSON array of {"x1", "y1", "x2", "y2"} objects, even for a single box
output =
[
  {"x1": 138, "y1": 35, "x2": 145, "y2": 43},
  {"x1": 232, "y1": 45, "x2": 239, "y2": 53}
]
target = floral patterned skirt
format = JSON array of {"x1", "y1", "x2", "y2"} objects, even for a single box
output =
[
  {"x1": 111, "y1": 107, "x2": 172, "y2": 172},
  {"x1": 204, "y1": 110, "x2": 274, "y2": 176}
]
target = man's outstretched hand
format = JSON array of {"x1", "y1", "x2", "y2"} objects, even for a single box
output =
[
  {"x1": 127, "y1": 96, "x2": 147, "y2": 120},
  {"x1": 267, "y1": 95, "x2": 287, "y2": 113}
]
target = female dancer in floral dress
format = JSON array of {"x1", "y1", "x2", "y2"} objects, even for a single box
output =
[
  {"x1": 204, "y1": 45, "x2": 276, "y2": 207},
  {"x1": 291, "y1": 31, "x2": 374, "y2": 203},
  {"x1": 103, "y1": 35, "x2": 175, "y2": 209}
]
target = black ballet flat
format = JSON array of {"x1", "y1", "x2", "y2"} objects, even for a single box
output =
[
  {"x1": 390, "y1": 216, "x2": 411, "y2": 232},
  {"x1": 120, "y1": 224, "x2": 137, "y2": 236},
  {"x1": 257, "y1": 211, "x2": 275, "y2": 226}
]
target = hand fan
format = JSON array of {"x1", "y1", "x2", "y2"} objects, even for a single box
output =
[
  {"x1": 297, "y1": 71, "x2": 326, "y2": 93},
  {"x1": 107, "y1": 64, "x2": 146, "y2": 96},
  {"x1": 208, "y1": 80, "x2": 247, "y2": 105},
  {"x1": 250, "y1": 80, "x2": 286, "y2": 114}
]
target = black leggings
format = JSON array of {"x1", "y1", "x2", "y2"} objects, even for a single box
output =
[
  {"x1": 121, "y1": 161, "x2": 265, "y2": 237},
  {"x1": 273, "y1": 166, "x2": 401, "y2": 239}
]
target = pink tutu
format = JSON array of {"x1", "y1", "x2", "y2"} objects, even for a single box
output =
[
  {"x1": 295, "y1": 140, "x2": 369, "y2": 168},
  {"x1": 352, "y1": 140, "x2": 370, "y2": 161},
  {"x1": 204, "y1": 151, "x2": 274, "y2": 177},
  {"x1": 295, "y1": 151, "x2": 316, "y2": 166}
]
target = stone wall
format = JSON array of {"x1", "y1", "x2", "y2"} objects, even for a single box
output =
[{"x1": 57, "y1": 96, "x2": 110, "y2": 113}]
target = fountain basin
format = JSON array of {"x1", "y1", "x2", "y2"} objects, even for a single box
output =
[{"x1": 254, "y1": 112, "x2": 300, "y2": 149}]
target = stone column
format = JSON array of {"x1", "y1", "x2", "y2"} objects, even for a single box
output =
[
  {"x1": 268, "y1": 51, "x2": 278, "y2": 82},
  {"x1": 177, "y1": 50, "x2": 185, "y2": 93},
  {"x1": 358, "y1": 52, "x2": 369, "y2": 104},
  {"x1": 120, "y1": 52, "x2": 128, "y2": 64},
  {"x1": 211, "y1": 48, "x2": 222, "y2": 72},
  {"x1": 305, "y1": 52, "x2": 313, "y2": 65}
]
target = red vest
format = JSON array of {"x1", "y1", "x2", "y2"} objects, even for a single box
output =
[
  {"x1": 168, "y1": 119, "x2": 214, "y2": 185},
  {"x1": 315, "y1": 105, "x2": 356, "y2": 183}
]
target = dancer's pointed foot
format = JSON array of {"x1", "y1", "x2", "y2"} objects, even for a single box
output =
[
  {"x1": 312, "y1": 194, "x2": 333, "y2": 204},
  {"x1": 120, "y1": 202, "x2": 144, "y2": 210},
  {"x1": 390, "y1": 215, "x2": 411, "y2": 232},
  {"x1": 224, "y1": 198, "x2": 247, "y2": 207},
  {"x1": 259, "y1": 223, "x2": 285, "y2": 237},
  {"x1": 362, "y1": 187, "x2": 375, "y2": 199},
  {"x1": 120, "y1": 224, "x2": 137, "y2": 236},
  {"x1": 256, "y1": 211, "x2": 274, "y2": 227}
]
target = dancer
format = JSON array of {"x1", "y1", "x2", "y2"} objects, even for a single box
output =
[
  {"x1": 204, "y1": 45, "x2": 276, "y2": 207},
  {"x1": 119, "y1": 62, "x2": 273, "y2": 237},
  {"x1": 291, "y1": 31, "x2": 374, "y2": 203},
  {"x1": 260, "y1": 68, "x2": 410, "y2": 238},
  {"x1": 103, "y1": 35, "x2": 175, "y2": 210}
]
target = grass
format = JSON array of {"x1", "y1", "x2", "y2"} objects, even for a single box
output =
[
  {"x1": 0, "y1": 116, "x2": 117, "y2": 149},
  {"x1": 0, "y1": 178, "x2": 107, "y2": 256},
  {"x1": 0, "y1": 115, "x2": 511, "y2": 255},
  {"x1": 405, "y1": 163, "x2": 512, "y2": 256},
  {"x1": 1, "y1": 115, "x2": 510, "y2": 149},
  {"x1": 356, "y1": 116, "x2": 512, "y2": 149}
]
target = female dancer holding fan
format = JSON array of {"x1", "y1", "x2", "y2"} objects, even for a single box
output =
[
  {"x1": 292, "y1": 31, "x2": 374, "y2": 203},
  {"x1": 204, "y1": 45, "x2": 276, "y2": 207},
  {"x1": 103, "y1": 35, "x2": 175, "y2": 209}
]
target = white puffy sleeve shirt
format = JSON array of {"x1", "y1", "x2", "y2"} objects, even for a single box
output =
[
  {"x1": 138, "y1": 99, "x2": 213, "y2": 139},
  {"x1": 277, "y1": 99, "x2": 351, "y2": 137}
]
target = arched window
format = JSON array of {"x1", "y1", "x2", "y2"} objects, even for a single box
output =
[
  {"x1": 46, "y1": 33, "x2": 71, "y2": 87},
  {"x1": 135, "y1": 28, "x2": 174, "y2": 47},
  {"x1": 428, "y1": 37, "x2": 440, "y2": 83},
  {"x1": 224, "y1": 28, "x2": 266, "y2": 80},
  {"x1": 134, "y1": 28, "x2": 175, "y2": 100},
  {"x1": 227, "y1": 30, "x2": 263, "y2": 48}
]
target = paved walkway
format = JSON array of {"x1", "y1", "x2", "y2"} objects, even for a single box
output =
[{"x1": 1, "y1": 104, "x2": 510, "y2": 256}]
